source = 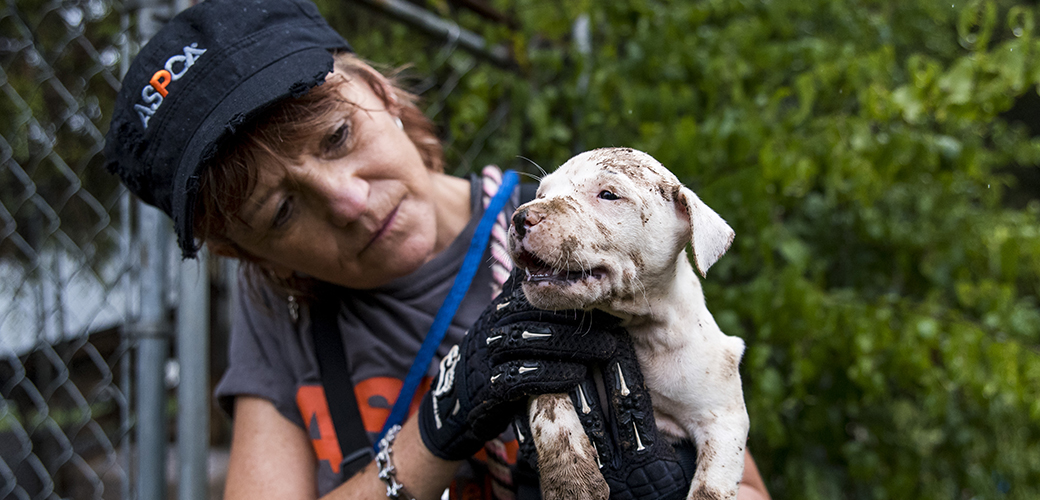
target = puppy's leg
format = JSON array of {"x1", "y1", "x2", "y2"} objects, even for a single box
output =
[
  {"x1": 529, "y1": 394, "x2": 608, "y2": 500},
  {"x1": 686, "y1": 397, "x2": 749, "y2": 500}
]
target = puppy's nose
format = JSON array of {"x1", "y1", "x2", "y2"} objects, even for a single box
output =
[
  {"x1": 512, "y1": 208, "x2": 529, "y2": 237},
  {"x1": 512, "y1": 207, "x2": 545, "y2": 237}
]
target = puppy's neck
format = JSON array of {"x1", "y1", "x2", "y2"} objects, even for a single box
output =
[{"x1": 605, "y1": 250, "x2": 712, "y2": 344}]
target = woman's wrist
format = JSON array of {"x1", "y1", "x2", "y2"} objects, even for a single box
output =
[
  {"x1": 375, "y1": 425, "x2": 416, "y2": 500},
  {"x1": 380, "y1": 416, "x2": 462, "y2": 500}
]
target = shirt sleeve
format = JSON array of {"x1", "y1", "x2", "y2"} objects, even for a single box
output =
[{"x1": 213, "y1": 274, "x2": 306, "y2": 428}]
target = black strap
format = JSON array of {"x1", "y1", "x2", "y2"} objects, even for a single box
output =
[{"x1": 310, "y1": 293, "x2": 374, "y2": 478}]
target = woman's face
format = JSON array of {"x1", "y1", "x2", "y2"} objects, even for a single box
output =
[{"x1": 221, "y1": 70, "x2": 467, "y2": 289}]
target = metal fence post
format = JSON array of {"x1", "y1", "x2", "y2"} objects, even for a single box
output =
[
  {"x1": 135, "y1": 203, "x2": 171, "y2": 500},
  {"x1": 133, "y1": 1, "x2": 175, "y2": 498},
  {"x1": 176, "y1": 250, "x2": 209, "y2": 500}
]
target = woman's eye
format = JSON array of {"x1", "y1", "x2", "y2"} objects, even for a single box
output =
[
  {"x1": 272, "y1": 196, "x2": 294, "y2": 228},
  {"x1": 321, "y1": 122, "x2": 350, "y2": 154},
  {"x1": 598, "y1": 190, "x2": 621, "y2": 201}
]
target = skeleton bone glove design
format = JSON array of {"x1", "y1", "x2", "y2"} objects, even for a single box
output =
[{"x1": 418, "y1": 276, "x2": 619, "y2": 461}]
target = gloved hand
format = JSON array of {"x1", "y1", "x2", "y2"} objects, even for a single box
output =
[
  {"x1": 513, "y1": 324, "x2": 696, "y2": 500},
  {"x1": 418, "y1": 274, "x2": 620, "y2": 461}
]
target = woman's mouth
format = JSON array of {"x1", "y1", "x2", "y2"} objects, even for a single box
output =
[{"x1": 362, "y1": 204, "x2": 400, "y2": 252}]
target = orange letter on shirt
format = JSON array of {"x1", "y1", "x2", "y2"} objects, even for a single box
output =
[
  {"x1": 354, "y1": 376, "x2": 433, "y2": 433},
  {"x1": 296, "y1": 385, "x2": 343, "y2": 474}
]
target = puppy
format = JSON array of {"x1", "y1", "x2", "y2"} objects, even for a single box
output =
[{"x1": 508, "y1": 148, "x2": 749, "y2": 500}]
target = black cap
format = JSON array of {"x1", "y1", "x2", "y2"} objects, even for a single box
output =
[{"x1": 104, "y1": 0, "x2": 352, "y2": 257}]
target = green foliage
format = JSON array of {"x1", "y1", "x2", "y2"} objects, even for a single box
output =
[{"x1": 334, "y1": 0, "x2": 1040, "y2": 497}]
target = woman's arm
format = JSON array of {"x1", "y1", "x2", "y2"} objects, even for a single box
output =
[
  {"x1": 224, "y1": 396, "x2": 316, "y2": 499},
  {"x1": 225, "y1": 396, "x2": 770, "y2": 500},
  {"x1": 738, "y1": 449, "x2": 771, "y2": 500},
  {"x1": 224, "y1": 396, "x2": 460, "y2": 500}
]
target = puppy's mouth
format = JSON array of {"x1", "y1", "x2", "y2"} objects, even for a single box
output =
[{"x1": 513, "y1": 248, "x2": 605, "y2": 284}]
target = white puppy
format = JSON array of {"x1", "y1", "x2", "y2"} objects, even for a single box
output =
[{"x1": 507, "y1": 148, "x2": 749, "y2": 500}]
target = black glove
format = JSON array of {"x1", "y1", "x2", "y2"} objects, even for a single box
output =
[
  {"x1": 514, "y1": 326, "x2": 696, "y2": 500},
  {"x1": 418, "y1": 275, "x2": 620, "y2": 461}
]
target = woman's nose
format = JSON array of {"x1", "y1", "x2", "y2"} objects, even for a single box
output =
[{"x1": 305, "y1": 165, "x2": 368, "y2": 227}]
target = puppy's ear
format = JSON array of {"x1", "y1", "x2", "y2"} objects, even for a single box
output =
[{"x1": 677, "y1": 186, "x2": 734, "y2": 277}]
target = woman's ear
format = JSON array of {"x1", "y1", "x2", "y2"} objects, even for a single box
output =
[
  {"x1": 368, "y1": 68, "x2": 404, "y2": 116},
  {"x1": 383, "y1": 82, "x2": 403, "y2": 119}
]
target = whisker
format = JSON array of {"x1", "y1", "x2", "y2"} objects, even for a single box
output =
[
  {"x1": 517, "y1": 171, "x2": 543, "y2": 182},
  {"x1": 581, "y1": 314, "x2": 594, "y2": 337},
  {"x1": 564, "y1": 252, "x2": 597, "y2": 338},
  {"x1": 516, "y1": 155, "x2": 548, "y2": 179},
  {"x1": 632, "y1": 274, "x2": 653, "y2": 319}
]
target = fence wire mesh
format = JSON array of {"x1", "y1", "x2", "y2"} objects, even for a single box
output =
[
  {"x1": 1, "y1": 0, "x2": 523, "y2": 498},
  {"x1": 1, "y1": 0, "x2": 135, "y2": 498}
]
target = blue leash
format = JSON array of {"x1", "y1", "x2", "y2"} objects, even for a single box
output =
[{"x1": 374, "y1": 170, "x2": 519, "y2": 449}]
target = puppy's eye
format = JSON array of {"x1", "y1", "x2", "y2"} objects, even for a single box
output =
[{"x1": 598, "y1": 190, "x2": 621, "y2": 201}]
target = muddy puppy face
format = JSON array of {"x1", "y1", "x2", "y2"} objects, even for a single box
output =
[{"x1": 509, "y1": 147, "x2": 734, "y2": 314}]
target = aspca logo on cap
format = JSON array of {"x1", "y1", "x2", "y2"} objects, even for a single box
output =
[{"x1": 134, "y1": 43, "x2": 207, "y2": 128}]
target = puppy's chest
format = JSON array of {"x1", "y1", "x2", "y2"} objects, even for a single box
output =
[
  {"x1": 630, "y1": 338, "x2": 698, "y2": 439},
  {"x1": 630, "y1": 327, "x2": 701, "y2": 406}
]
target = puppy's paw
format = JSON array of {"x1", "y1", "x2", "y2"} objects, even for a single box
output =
[
  {"x1": 530, "y1": 394, "x2": 609, "y2": 500},
  {"x1": 540, "y1": 459, "x2": 608, "y2": 500},
  {"x1": 687, "y1": 483, "x2": 732, "y2": 500}
]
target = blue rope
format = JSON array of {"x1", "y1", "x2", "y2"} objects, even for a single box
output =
[{"x1": 375, "y1": 170, "x2": 519, "y2": 449}]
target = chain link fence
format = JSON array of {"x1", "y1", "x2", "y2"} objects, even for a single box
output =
[
  {"x1": 1, "y1": 0, "x2": 136, "y2": 498},
  {"x1": 1, "y1": 0, "x2": 526, "y2": 498}
]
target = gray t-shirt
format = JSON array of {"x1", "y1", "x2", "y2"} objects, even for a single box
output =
[{"x1": 215, "y1": 172, "x2": 526, "y2": 498}]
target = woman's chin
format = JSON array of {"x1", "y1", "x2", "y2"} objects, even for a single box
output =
[{"x1": 340, "y1": 241, "x2": 435, "y2": 289}]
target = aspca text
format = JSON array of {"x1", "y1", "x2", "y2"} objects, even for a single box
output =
[{"x1": 135, "y1": 43, "x2": 206, "y2": 128}]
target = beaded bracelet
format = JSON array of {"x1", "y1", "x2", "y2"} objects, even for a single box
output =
[{"x1": 375, "y1": 424, "x2": 416, "y2": 500}]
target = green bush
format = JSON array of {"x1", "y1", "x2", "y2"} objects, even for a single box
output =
[{"x1": 328, "y1": 0, "x2": 1040, "y2": 498}]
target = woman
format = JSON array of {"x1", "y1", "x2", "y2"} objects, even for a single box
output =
[{"x1": 104, "y1": 0, "x2": 770, "y2": 499}]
